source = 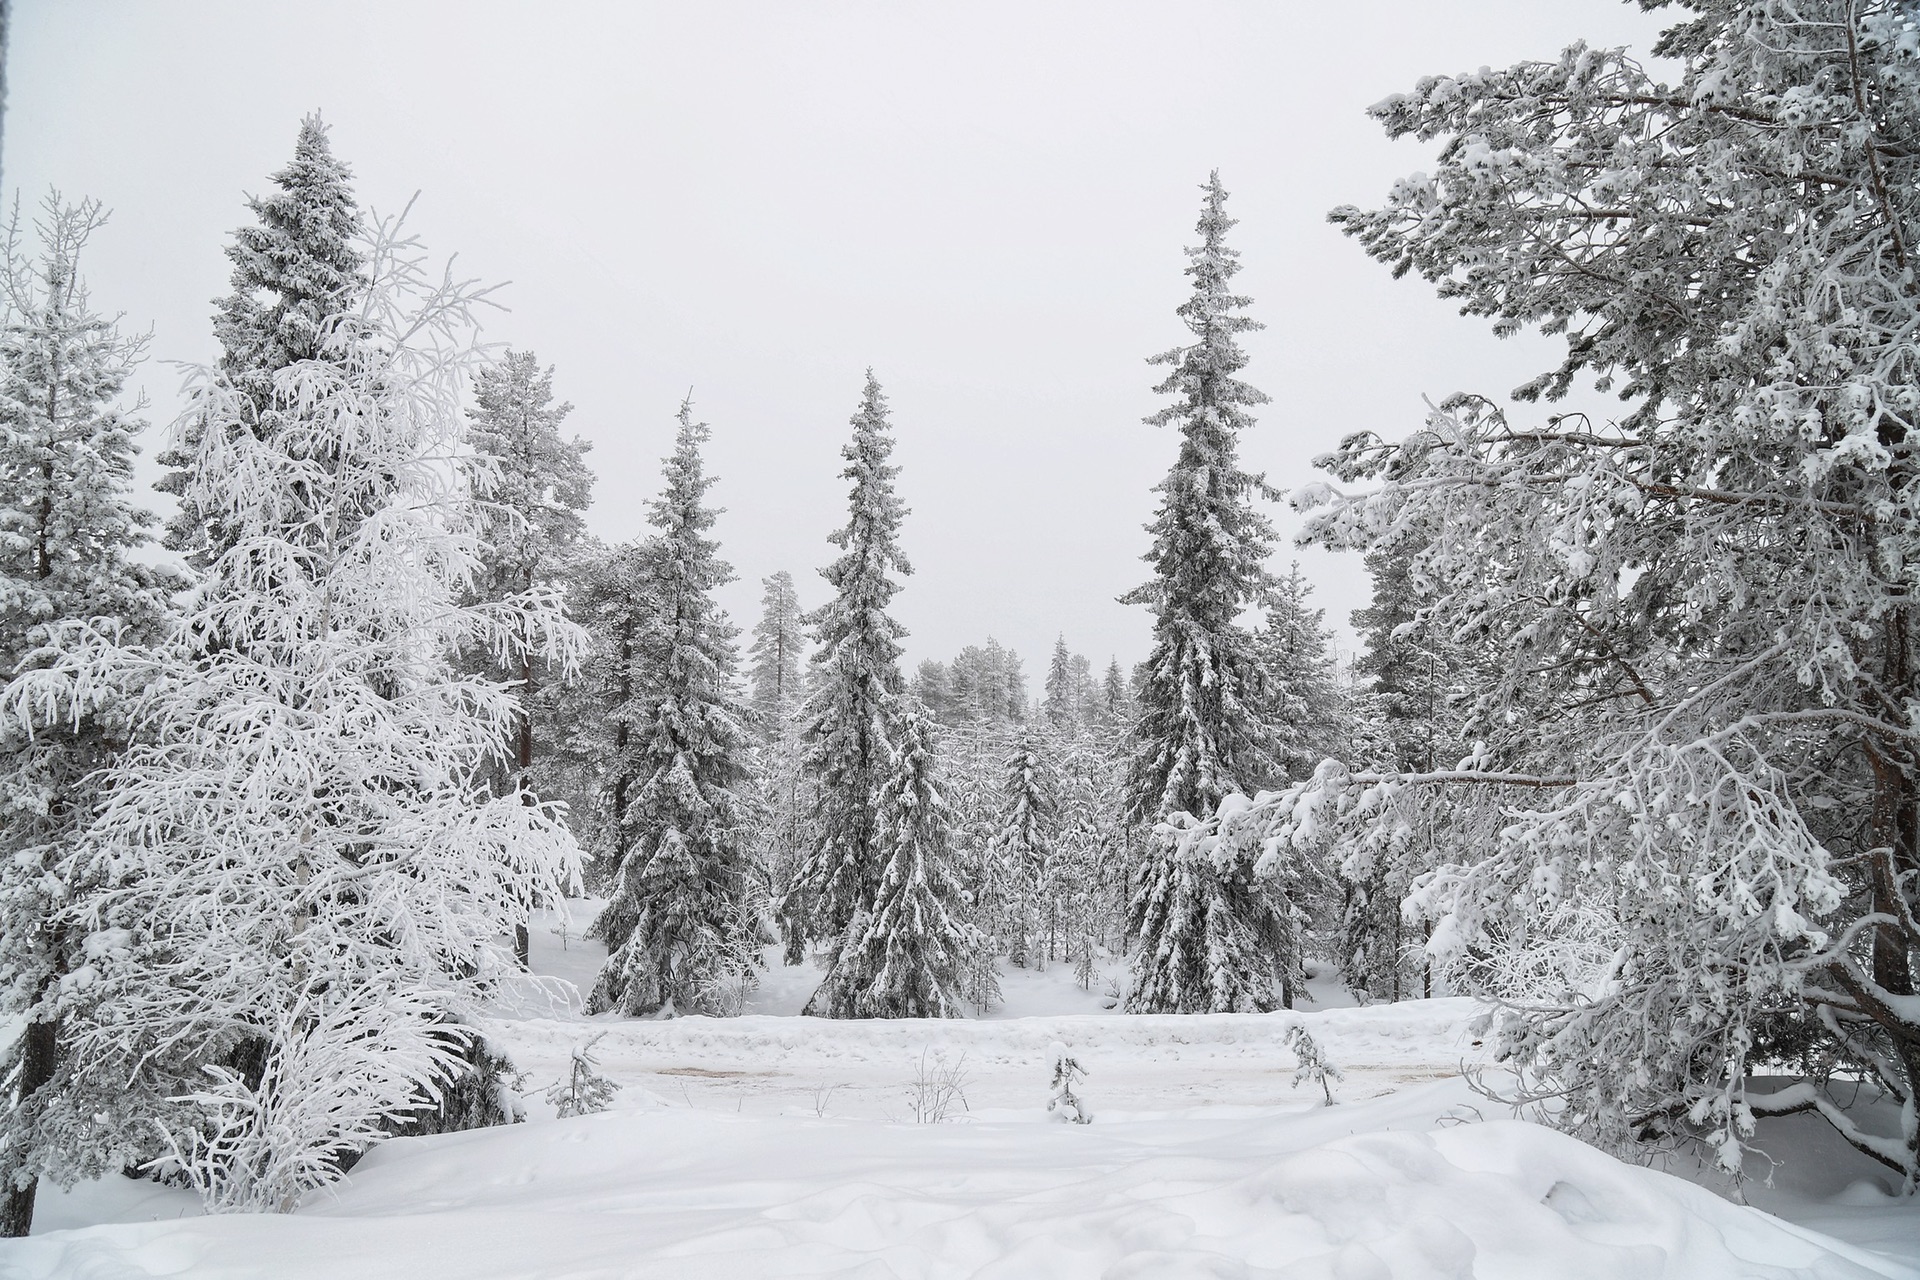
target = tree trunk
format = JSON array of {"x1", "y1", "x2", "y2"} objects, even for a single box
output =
[
  {"x1": 4, "y1": 387, "x2": 62, "y2": 1238},
  {"x1": 514, "y1": 650, "x2": 536, "y2": 970},
  {"x1": 1423, "y1": 921, "x2": 1433, "y2": 1001},
  {"x1": 1869, "y1": 605, "x2": 1916, "y2": 997},
  {"x1": 1, "y1": 1013, "x2": 58, "y2": 1238}
]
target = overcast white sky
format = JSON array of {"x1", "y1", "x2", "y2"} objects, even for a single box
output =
[{"x1": 12, "y1": 1, "x2": 1670, "y2": 676}]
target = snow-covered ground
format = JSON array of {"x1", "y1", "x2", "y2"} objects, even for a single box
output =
[{"x1": 10, "y1": 905, "x2": 1918, "y2": 1279}]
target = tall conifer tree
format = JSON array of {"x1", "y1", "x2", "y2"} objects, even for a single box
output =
[
  {"x1": 780, "y1": 374, "x2": 913, "y2": 999},
  {"x1": 1123, "y1": 173, "x2": 1291, "y2": 1013},
  {"x1": 572, "y1": 538, "x2": 658, "y2": 893},
  {"x1": 1123, "y1": 172, "x2": 1279, "y2": 819},
  {"x1": 1258, "y1": 564, "x2": 1347, "y2": 785},
  {"x1": 1338, "y1": 536, "x2": 1471, "y2": 1002},
  {"x1": 748, "y1": 570, "x2": 806, "y2": 733},
  {"x1": 588, "y1": 401, "x2": 761, "y2": 1016},
  {"x1": 460, "y1": 350, "x2": 594, "y2": 966},
  {"x1": 1043, "y1": 635, "x2": 1078, "y2": 730},
  {"x1": 992, "y1": 726, "x2": 1058, "y2": 967},
  {"x1": 1102, "y1": 657, "x2": 1131, "y2": 727},
  {"x1": 749, "y1": 571, "x2": 811, "y2": 953},
  {"x1": 0, "y1": 197, "x2": 174, "y2": 1238}
]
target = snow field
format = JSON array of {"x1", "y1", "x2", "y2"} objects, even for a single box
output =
[{"x1": 10, "y1": 1075, "x2": 1911, "y2": 1279}]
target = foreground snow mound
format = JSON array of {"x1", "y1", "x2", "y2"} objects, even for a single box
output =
[{"x1": 8, "y1": 1086, "x2": 1906, "y2": 1280}]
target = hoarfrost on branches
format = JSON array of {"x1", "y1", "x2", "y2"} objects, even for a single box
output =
[
  {"x1": 4, "y1": 210, "x2": 587, "y2": 1213},
  {"x1": 0, "y1": 193, "x2": 176, "y2": 1238},
  {"x1": 1203, "y1": 0, "x2": 1920, "y2": 1182}
]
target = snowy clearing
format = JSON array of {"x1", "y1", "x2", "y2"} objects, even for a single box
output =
[
  {"x1": 15, "y1": 1081, "x2": 1915, "y2": 1280},
  {"x1": 11, "y1": 918, "x2": 1918, "y2": 1279}
]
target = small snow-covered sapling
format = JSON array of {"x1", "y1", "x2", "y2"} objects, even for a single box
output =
[
  {"x1": 1286, "y1": 1024, "x2": 1343, "y2": 1106},
  {"x1": 1074, "y1": 941, "x2": 1097, "y2": 991},
  {"x1": 1047, "y1": 1041, "x2": 1092, "y2": 1124},
  {"x1": 547, "y1": 1032, "x2": 621, "y2": 1118}
]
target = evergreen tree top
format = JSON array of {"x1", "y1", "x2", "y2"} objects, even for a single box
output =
[
  {"x1": 468, "y1": 352, "x2": 589, "y2": 483},
  {"x1": 649, "y1": 399, "x2": 727, "y2": 570},
  {"x1": 749, "y1": 570, "x2": 806, "y2": 717},
  {"x1": 812, "y1": 371, "x2": 911, "y2": 668},
  {"x1": 645, "y1": 398, "x2": 739, "y2": 667},
  {"x1": 825, "y1": 371, "x2": 911, "y2": 572},
  {"x1": 464, "y1": 349, "x2": 594, "y2": 590},
  {"x1": 215, "y1": 114, "x2": 366, "y2": 382},
  {"x1": 752, "y1": 571, "x2": 802, "y2": 642},
  {"x1": 1044, "y1": 635, "x2": 1077, "y2": 727},
  {"x1": 0, "y1": 194, "x2": 169, "y2": 657},
  {"x1": 1127, "y1": 171, "x2": 1278, "y2": 625},
  {"x1": 1147, "y1": 171, "x2": 1269, "y2": 428}
]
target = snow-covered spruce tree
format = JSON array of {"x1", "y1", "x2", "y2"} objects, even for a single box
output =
[
  {"x1": 0, "y1": 196, "x2": 176, "y2": 1239},
  {"x1": 462, "y1": 369, "x2": 592, "y2": 817},
  {"x1": 568, "y1": 537, "x2": 659, "y2": 896},
  {"x1": 748, "y1": 570, "x2": 811, "y2": 953},
  {"x1": 1336, "y1": 534, "x2": 1478, "y2": 1002},
  {"x1": 911, "y1": 658, "x2": 954, "y2": 721},
  {"x1": 807, "y1": 701, "x2": 973, "y2": 1018},
  {"x1": 4, "y1": 214, "x2": 585, "y2": 1214},
  {"x1": 545, "y1": 1032, "x2": 619, "y2": 1118},
  {"x1": 1186, "y1": 1, "x2": 1920, "y2": 1182},
  {"x1": 587, "y1": 400, "x2": 762, "y2": 1017},
  {"x1": 161, "y1": 114, "x2": 366, "y2": 566},
  {"x1": 1257, "y1": 565, "x2": 1348, "y2": 785},
  {"x1": 990, "y1": 726, "x2": 1058, "y2": 968},
  {"x1": 172, "y1": 113, "x2": 529, "y2": 1150},
  {"x1": 926, "y1": 715, "x2": 1010, "y2": 1009},
  {"x1": 1249, "y1": 565, "x2": 1360, "y2": 999},
  {"x1": 1123, "y1": 173, "x2": 1295, "y2": 1014},
  {"x1": 749, "y1": 570, "x2": 806, "y2": 733},
  {"x1": 939, "y1": 638, "x2": 1028, "y2": 727},
  {"x1": 504, "y1": 533, "x2": 617, "y2": 873},
  {"x1": 460, "y1": 349, "x2": 594, "y2": 967},
  {"x1": 1050, "y1": 729, "x2": 1130, "y2": 974},
  {"x1": 984, "y1": 639, "x2": 1027, "y2": 724},
  {"x1": 1043, "y1": 635, "x2": 1078, "y2": 730},
  {"x1": 1100, "y1": 656, "x2": 1133, "y2": 729},
  {"x1": 779, "y1": 373, "x2": 912, "y2": 986},
  {"x1": 1069, "y1": 651, "x2": 1099, "y2": 727}
]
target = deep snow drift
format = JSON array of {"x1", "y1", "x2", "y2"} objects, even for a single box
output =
[{"x1": 7, "y1": 910, "x2": 1916, "y2": 1279}]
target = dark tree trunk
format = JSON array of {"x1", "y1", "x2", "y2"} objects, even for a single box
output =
[
  {"x1": 514, "y1": 649, "x2": 536, "y2": 970},
  {"x1": 1869, "y1": 606, "x2": 1916, "y2": 997},
  {"x1": 1, "y1": 1013, "x2": 58, "y2": 1237}
]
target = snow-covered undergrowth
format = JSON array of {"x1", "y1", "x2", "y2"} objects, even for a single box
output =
[{"x1": 10, "y1": 913, "x2": 1916, "y2": 1278}]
